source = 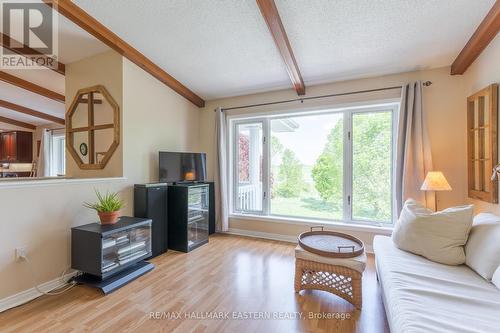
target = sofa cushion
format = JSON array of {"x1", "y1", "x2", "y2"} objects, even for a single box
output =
[
  {"x1": 391, "y1": 199, "x2": 474, "y2": 265},
  {"x1": 295, "y1": 245, "x2": 366, "y2": 272},
  {"x1": 374, "y1": 235, "x2": 500, "y2": 333},
  {"x1": 493, "y1": 266, "x2": 500, "y2": 290},
  {"x1": 465, "y1": 213, "x2": 500, "y2": 280}
]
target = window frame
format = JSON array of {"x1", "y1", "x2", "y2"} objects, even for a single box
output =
[
  {"x1": 229, "y1": 102, "x2": 399, "y2": 226},
  {"x1": 231, "y1": 119, "x2": 268, "y2": 215},
  {"x1": 49, "y1": 132, "x2": 66, "y2": 177}
]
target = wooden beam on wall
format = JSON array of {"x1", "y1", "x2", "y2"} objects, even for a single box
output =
[
  {"x1": 0, "y1": 115, "x2": 36, "y2": 130},
  {"x1": 256, "y1": 0, "x2": 305, "y2": 95},
  {"x1": 0, "y1": 99, "x2": 65, "y2": 125},
  {"x1": 451, "y1": 0, "x2": 500, "y2": 75},
  {"x1": 0, "y1": 71, "x2": 65, "y2": 103},
  {"x1": 0, "y1": 33, "x2": 66, "y2": 75},
  {"x1": 44, "y1": 0, "x2": 205, "y2": 108}
]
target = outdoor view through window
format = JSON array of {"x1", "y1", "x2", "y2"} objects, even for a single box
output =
[{"x1": 234, "y1": 106, "x2": 395, "y2": 224}]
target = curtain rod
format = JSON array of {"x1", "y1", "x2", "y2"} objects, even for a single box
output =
[{"x1": 219, "y1": 81, "x2": 432, "y2": 112}]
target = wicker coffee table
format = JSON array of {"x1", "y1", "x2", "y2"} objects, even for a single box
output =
[{"x1": 294, "y1": 229, "x2": 367, "y2": 309}]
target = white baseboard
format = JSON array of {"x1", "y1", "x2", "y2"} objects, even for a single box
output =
[
  {"x1": 225, "y1": 228, "x2": 374, "y2": 253},
  {"x1": 226, "y1": 228, "x2": 298, "y2": 243},
  {"x1": 0, "y1": 271, "x2": 77, "y2": 313}
]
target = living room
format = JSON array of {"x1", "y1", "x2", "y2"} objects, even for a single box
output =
[{"x1": 0, "y1": 1, "x2": 499, "y2": 332}]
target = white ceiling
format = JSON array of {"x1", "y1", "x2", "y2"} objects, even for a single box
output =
[
  {"x1": 0, "y1": 81, "x2": 64, "y2": 125},
  {"x1": 73, "y1": 0, "x2": 495, "y2": 100},
  {"x1": 0, "y1": 6, "x2": 109, "y2": 130},
  {"x1": 57, "y1": 14, "x2": 109, "y2": 64},
  {"x1": 0, "y1": 0, "x2": 496, "y2": 129},
  {"x1": 275, "y1": 0, "x2": 496, "y2": 84},
  {"x1": 74, "y1": 0, "x2": 290, "y2": 100}
]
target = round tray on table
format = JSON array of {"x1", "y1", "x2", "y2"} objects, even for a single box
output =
[{"x1": 298, "y1": 226, "x2": 364, "y2": 258}]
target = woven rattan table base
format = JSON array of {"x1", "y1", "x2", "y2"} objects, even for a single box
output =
[{"x1": 294, "y1": 258, "x2": 362, "y2": 309}]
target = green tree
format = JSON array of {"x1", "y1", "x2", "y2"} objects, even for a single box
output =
[
  {"x1": 311, "y1": 113, "x2": 392, "y2": 221},
  {"x1": 271, "y1": 135, "x2": 284, "y2": 155},
  {"x1": 352, "y1": 112, "x2": 392, "y2": 221},
  {"x1": 276, "y1": 148, "x2": 303, "y2": 198},
  {"x1": 312, "y1": 120, "x2": 343, "y2": 203}
]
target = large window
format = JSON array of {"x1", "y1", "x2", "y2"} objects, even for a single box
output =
[{"x1": 231, "y1": 104, "x2": 397, "y2": 225}]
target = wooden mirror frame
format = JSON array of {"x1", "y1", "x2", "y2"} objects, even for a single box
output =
[{"x1": 66, "y1": 85, "x2": 120, "y2": 169}]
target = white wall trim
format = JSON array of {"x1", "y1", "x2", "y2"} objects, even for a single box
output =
[
  {"x1": 226, "y1": 228, "x2": 298, "y2": 243},
  {"x1": 0, "y1": 271, "x2": 77, "y2": 313},
  {"x1": 225, "y1": 228, "x2": 374, "y2": 253},
  {"x1": 230, "y1": 214, "x2": 393, "y2": 235},
  {"x1": 0, "y1": 177, "x2": 127, "y2": 189}
]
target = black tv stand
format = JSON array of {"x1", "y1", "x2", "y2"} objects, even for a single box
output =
[
  {"x1": 172, "y1": 181, "x2": 202, "y2": 185},
  {"x1": 168, "y1": 183, "x2": 209, "y2": 252},
  {"x1": 73, "y1": 261, "x2": 154, "y2": 294},
  {"x1": 71, "y1": 217, "x2": 155, "y2": 294}
]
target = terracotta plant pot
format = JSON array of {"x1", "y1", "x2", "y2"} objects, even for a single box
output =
[{"x1": 98, "y1": 211, "x2": 120, "y2": 225}]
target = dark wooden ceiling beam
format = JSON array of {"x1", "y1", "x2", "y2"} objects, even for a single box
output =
[
  {"x1": 43, "y1": 0, "x2": 205, "y2": 108},
  {"x1": 0, "y1": 32, "x2": 65, "y2": 75},
  {"x1": 0, "y1": 115, "x2": 36, "y2": 130},
  {"x1": 256, "y1": 0, "x2": 305, "y2": 95},
  {"x1": 0, "y1": 99, "x2": 65, "y2": 125},
  {"x1": 451, "y1": 0, "x2": 500, "y2": 75},
  {"x1": 0, "y1": 71, "x2": 65, "y2": 103}
]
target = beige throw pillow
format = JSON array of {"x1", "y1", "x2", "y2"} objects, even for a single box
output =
[
  {"x1": 492, "y1": 266, "x2": 500, "y2": 290},
  {"x1": 465, "y1": 213, "x2": 500, "y2": 280},
  {"x1": 391, "y1": 199, "x2": 474, "y2": 265}
]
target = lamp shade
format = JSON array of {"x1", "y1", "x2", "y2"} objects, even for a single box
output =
[{"x1": 420, "y1": 171, "x2": 452, "y2": 191}]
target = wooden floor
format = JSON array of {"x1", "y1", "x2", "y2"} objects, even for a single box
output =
[{"x1": 0, "y1": 234, "x2": 389, "y2": 333}]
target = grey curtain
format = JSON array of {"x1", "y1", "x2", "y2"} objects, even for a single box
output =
[
  {"x1": 395, "y1": 81, "x2": 433, "y2": 214},
  {"x1": 215, "y1": 107, "x2": 229, "y2": 232}
]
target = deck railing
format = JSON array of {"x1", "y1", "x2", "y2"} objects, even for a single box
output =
[{"x1": 237, "y1": 183, "x2": 262, "y2": 211}]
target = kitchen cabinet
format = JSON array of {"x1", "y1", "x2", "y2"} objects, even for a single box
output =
[{"x1": 0, "y1": 131, "x2": 33, "y2": 163}]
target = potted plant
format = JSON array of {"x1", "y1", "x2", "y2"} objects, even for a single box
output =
[{"x1": 84, "y1": 190, "x2": 124, "y2": 225}]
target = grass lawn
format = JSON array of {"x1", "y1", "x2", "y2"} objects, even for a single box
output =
[{"x1": 270, "y1": 195, "x2": 342, "y2": 221}]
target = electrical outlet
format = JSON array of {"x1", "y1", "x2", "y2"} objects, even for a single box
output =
[{"x1": 15, "y1": 247, "x2": 27, "y2": 262}]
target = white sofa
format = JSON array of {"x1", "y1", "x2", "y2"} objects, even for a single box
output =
[{"x1": 373, "y1": 235, "x2": 500, "y2": 333}]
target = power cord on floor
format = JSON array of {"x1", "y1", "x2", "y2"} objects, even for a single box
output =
[{"x1": 21, "y1": 254, "x2": 78, "y2": 296}]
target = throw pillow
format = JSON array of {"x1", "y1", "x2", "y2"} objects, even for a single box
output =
[
  {"x1": 465, "y1": 213, "x2": 500, "y2": 280},
  {"x1": 492, "y1": 266, "x2": 500, "y2": 290},
  {"x1": 392, "y1": 199, "x2": 474, "y2": 265}
]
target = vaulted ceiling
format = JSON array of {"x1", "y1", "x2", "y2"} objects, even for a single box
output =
[
  {"x1": 0, "y1": 0, "x2": 497, "y2": 131},
  {"x1": 0, "y1": 10, "x2": 108, "y2": 130},
  {"x1": 73, "y1": 0, "x2": 496, "y2": 100}
]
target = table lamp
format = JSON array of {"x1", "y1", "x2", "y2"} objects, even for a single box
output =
[{"x1": 420, "y1": 171, "x2": 452, "y2": 211}]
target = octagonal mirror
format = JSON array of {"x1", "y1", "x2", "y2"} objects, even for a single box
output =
[{"x1": 66, "y1": 85, "x2": 120, "y2": 169}]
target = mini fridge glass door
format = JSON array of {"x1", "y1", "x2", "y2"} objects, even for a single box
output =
[{"x1": 187, "y1": 185, "x2": 209, "y2": 250}]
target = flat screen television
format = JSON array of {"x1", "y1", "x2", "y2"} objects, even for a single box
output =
[{"x1": 159, "y1": 152, "x2": 207, "y2": 183}]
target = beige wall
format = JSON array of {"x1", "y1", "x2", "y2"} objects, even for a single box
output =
[
  {"x1": 463, "y1": 34, "x2": 500, "y2": 213},
  {"x1": 65, "y1": 51, "x2": 124, "y2": 178},
  {"x1": 200, "y1": 66, "x2": 467, "y2": 239},
  {"x1": 0, "y1": 52, "x2": 199, "y2": 302},
  {"x1": 122, "y1": 58, "x2": 200, "y2": 184},
  {"x1": 0, "y1": 179, "x2": 129, "y2": 301},
  {"x1": 1, "y1": 35, "x2": 497, "y2": 304}
]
